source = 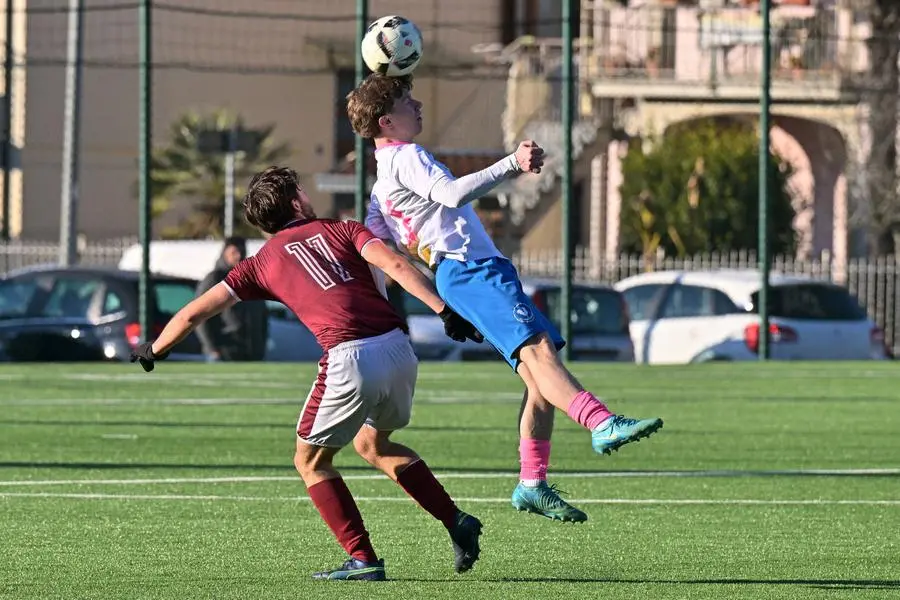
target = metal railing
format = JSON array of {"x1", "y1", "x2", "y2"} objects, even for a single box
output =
[
  {"x1": 3, "y1": 238, "x2": 897, "y2": 353},
  {"x1": 581, "y1": 3, "x2": 866, "y2": 91},
  {"x1": 0, "y1": 237, "x2": 136, "y2": 275},
  {"x1": 511, "y1": 246, "x2": 900, "y2": 352}
]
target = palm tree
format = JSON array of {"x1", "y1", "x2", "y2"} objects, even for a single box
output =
[{"x1": 147, "y1": 109, "x2": 292, "y2": 238}]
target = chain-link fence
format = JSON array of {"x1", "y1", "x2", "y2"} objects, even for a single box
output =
[{"x1": 6, "y1": 0, "x2": 515, "y2": 244}]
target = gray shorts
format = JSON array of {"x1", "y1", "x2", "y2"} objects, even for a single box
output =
[{"x1": 296, "y1": 328, "x2": 418, "y2": 447}]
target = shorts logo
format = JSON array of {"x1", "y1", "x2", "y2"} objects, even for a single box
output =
[{"x1": 513, "y1": 303, "x2": 535, "y2": 323}]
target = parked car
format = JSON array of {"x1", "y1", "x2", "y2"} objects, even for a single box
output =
[
  {"x1": 403, "y1": 277, "x2": 635, "y2": 362},
  {"x1": 0, "y1": 264, "x2": 327, "y2": 363},
  {"x1": 119, "y1": 241, "x2": 325, "y2": 361},
  {"x1": 263, "y1": 300, "x2": 324, "y2": 362},
  {"x1": 0, "y1": 266, "x2": 203, "y2": 362},
  {"x1": 119, "y1": 243, "x2": 635, "y2": 362},
  {"x1": 615, "y1": 269, "x2": 891, "y2": 364}
]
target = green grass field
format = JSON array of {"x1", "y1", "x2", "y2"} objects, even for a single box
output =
[{"x1": 1, "y1": 361, "x2": 898, "y2": 599}]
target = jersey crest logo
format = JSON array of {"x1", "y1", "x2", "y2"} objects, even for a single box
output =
[{"x1": 513, "y1": 303, "x2": 535, "y2": 323}]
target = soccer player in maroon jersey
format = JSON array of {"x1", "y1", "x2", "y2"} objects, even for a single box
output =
[{"x1": 130, "y1": 166, "x2": 484, "y2": 581}]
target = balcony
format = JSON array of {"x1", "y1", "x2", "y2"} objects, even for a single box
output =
[{"x1": 582, "y1": 2, "x2": 870, "y2": 103}]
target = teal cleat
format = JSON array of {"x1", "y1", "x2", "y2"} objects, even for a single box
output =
[
  {"x1": 591, "y1": 415, "x2": 663, "y2": 455},
  {"x1": 511, "y1": 481, "x2": 587, "y2": 523}
]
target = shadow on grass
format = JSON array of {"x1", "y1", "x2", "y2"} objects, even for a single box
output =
[
  {"x1": 396, "y1": 577, "x2": 900, "y2": 590},
  {"x1": 1, "y1": 461, "x2": 898, "y2": 480},
  {"x1": 0, "y1": 420, "x2": 511, "y2": 434}
]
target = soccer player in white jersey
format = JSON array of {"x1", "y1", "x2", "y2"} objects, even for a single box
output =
[
  {"x1": 130, "y1": 166, "x2": 484, "y2": 581},
  {"x1": 347, "y1": 75, "x2": 664, "y2": 523}
]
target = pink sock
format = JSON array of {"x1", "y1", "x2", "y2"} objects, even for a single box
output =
[
  {"x1": 566, "y1": 391, "x2": 613, "y2": 430},
  {"x1": 519, "y1": 438, "x2": 551, "y2": 483}
]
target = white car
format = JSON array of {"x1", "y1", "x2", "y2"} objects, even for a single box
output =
[{"x1": 615, "y1": 269, "x2": 890, "y2": 364}]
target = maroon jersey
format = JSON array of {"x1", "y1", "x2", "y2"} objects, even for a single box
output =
[{"x1": 223, "y1": 219, "x2": 407, "y2": 351}]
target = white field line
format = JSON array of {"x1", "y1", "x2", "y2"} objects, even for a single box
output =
[
  {"x1": 1, "y1": 492, "x2": 898, "y2": 506},
  {"x1": 0, "y1": 371, "x2": 502, "y2": 382},
  {"x1": 0, "y1": 391, "x2": 523, "y2": 407},
  {"x1": 0, "y1": 469, "x2": 897, "y2": 487}
]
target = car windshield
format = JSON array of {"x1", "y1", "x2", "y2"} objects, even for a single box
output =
[{"x1": 749, "y1": 283, "x2": 867, "y2": 321}]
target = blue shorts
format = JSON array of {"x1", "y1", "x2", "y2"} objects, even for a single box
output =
[{"x1": 435, "y1": 256, "x2": 566, "y2": 370}]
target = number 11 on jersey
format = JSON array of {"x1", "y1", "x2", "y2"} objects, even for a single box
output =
[{"x1": 285, "y1": 234, "x2": 354, "y2": 291}]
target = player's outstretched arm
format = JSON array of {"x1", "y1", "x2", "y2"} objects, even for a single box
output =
[
  {"x1": 401, "y1": 141, "x2": 544, "y2": 209},
  {"x1": 360, "y1": 239, "x2": 483, "y2": 343},
  {"x1": 130, "y1": 283, "x2": 236, "y2": 372}
]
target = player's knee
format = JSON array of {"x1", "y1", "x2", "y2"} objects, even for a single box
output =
[
  {"x1": 517, "y1": 332, "x2": 558, "y2": 365},
  {"x1": 352, "y1": 426, "x2": 382, "y2": 465},
  {"x1": 293, "y1": 443, "x2": 331, "y2": 478}
]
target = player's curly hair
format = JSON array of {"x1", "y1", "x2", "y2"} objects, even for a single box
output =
[
  {"x1": 242, "y1": 166, "x2": 300, "y2": 234},
  {"x1": 346, "y1": 74, "x2": 413, "y2": 139}
]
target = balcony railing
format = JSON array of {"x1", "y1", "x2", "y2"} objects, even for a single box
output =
[{"x1": 579, "y1": 3, "x2": 870, "y2": 97}]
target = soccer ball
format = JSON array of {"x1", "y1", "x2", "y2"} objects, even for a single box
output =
[{"x1": 361, "y1": 15, "x2": 423, "y2": 77}]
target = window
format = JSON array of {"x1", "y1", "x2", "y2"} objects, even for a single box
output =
[
  {"x1": 659, "y1": 285, "x2": 707, "y2": 319},
  {"x1": 102, "y1": 290, "x2": 124, "y2": 315},
  {"x1": 750, "y1": 284, "x2": 867, "y2": 321},
  {"x1": 266, "y1": 300, "x2": 299, "y2": 323},
  {"x1": 333, "y1": 194, "x2": 357, "y2": 221},
  {"x1": 403, "y1": 293, "x2": 434, "y2": 317},
  {"x1": 659, "y1": 284, "x2": 741, "y2": 319},
  {"x1": 501, "y1": 0, "x2": 580, "y2": 44},
  {"x1": 714, "y1": 289, "x2": 741, "y2": 315},
  {"x1": 621, "y1": 284, "x2": 666, "y2": 321},
  {"x1": 335, "y1": 69, "x2": 359, "y2": 161},
  {"x1": 0, "y1": 278, "x2": 44, "y2": 318},
  {"x1": 542, "y1": 287, "x2": 628, "y2": 335},
  {"x1": 41, "y1": 278, "x2": 101, "y2": 319},
  {"x1": 153, "y1": 281, "x2": 196, "y2": 317}
]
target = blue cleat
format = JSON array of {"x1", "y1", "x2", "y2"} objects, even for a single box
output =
[
  {"x1": 511, "y1": 481, "x2": 587, "y2": 523},
  {"x1": 591, "y1": 415, "x2": 663, "y2": 455},
  {"x1": 448, "y1": 511, "x2": 482, "y2": 573},
  {"x1": 311, "y1": 557, "x2": 386, "y2": 581}
]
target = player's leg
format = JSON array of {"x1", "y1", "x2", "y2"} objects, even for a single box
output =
[
  {"x1": 517, "y1": 332, "x2": 663, "y2": 455},
  {"x1": 353, "y1": 426, "x2": 483, "y2": 573},
  {"x1": 433, "y1": 257, "x2": 570, "y2": 508},
  {"x1": 517, "y1": 374, "x2": 554, "y2": 488},
  {"x1": 510, "y1": 363, "x2": 587, "y2": 522},
  {"x1": 351, "y1": 331, "x2": 482, "y2": 573},
  {"x1": 293, "y1": 440, "x2": 385, "y2": 581},
  {"x1": 436, "y1": 257, "x2": 662, "y2": 456},
  {"x1": 295, "y1": 351, "x2": 386, "y2": 581}
]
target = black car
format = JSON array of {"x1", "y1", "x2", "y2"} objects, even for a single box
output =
[{"x1": 0, "y1": 266, "x2": 202, "y2": 362}]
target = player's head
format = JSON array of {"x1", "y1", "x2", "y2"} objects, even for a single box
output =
[
  {"x1": 222, "y1": 236, "x2": 246, "y2": 266},
  {"x1": 243, "y1": 166, "x2": 315, "y2": 234},
  {"x1": 346, "y1": 74, "x2": 421, "y2": 141}
]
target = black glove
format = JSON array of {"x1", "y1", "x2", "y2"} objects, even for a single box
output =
[
  {"x1": 439, "y1": 306, "x2": 484, "y2": 344},
  {"x1": 130, "y1": 341, "x2": 169, "y2": 372}
]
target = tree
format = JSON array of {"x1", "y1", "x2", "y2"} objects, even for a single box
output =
[
  {"x1": 861, "y1": 0, "x2": 900, "y2": 256},
  {"x1": 147, "y1": 109, "x2": 292, "y2": 238},
  {"x1": 618, "y1": 118, "x2": 797, "y2": 262}
]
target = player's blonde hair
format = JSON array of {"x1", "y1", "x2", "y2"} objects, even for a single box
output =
[{"x1": 346, "y1": 74, "x2": 413, "y2": 139}]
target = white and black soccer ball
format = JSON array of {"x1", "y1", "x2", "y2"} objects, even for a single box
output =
[{"x1": 361, "y1": 15, "x2": 423, "y2": 77}]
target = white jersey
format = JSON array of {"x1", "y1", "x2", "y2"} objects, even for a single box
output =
[{"x1": 367, "y1": 142, "x2": 513, "y2": 267}]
